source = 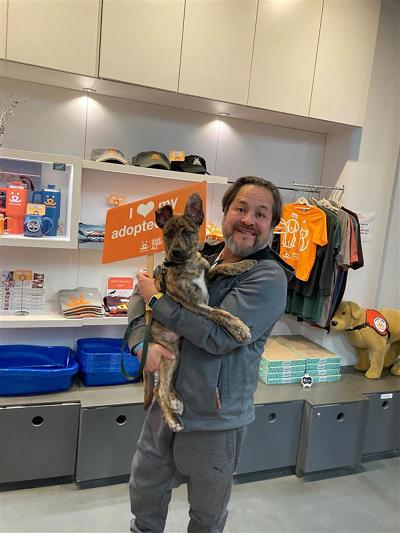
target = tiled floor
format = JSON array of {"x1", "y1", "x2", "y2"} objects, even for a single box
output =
[{"x1": 0, "y1": 457, "x2": 399, "y2": 533}]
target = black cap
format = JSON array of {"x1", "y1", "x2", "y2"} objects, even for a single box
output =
[
  {"x1": 132, "y1": 151, "x2": 171, "y2": 170},
  {"x1": 180, "y1": 155, "x2": 208, "y2": 174}
]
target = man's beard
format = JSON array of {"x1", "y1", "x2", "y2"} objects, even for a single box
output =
[{"x1": 222, "y1": 220, "x2": 270, "y2": 258}]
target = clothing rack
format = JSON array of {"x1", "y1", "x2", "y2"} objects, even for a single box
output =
[{"x1": 290, "y1": 182, "x2": 345, "y2": 192}]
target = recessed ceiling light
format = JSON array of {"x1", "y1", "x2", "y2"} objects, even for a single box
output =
[
  {"x1": 82, "y1": 87, "x2": 96, "y2": 93},
  {"x1": 217, "y1": 112, "x2": 230, "y2": 117}
]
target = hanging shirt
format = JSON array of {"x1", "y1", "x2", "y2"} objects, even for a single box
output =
[{"x1": 275, "y1": 203, "x2": 328, "y2": 282}]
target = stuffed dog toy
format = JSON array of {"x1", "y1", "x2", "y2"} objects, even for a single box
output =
[{"x1": 330, "y1": 301, "x2": 400, "y2": 379}]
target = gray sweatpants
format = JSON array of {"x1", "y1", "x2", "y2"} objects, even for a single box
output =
[{"x1": 129, "y1": 401, "x2": 247, "y2": 533}]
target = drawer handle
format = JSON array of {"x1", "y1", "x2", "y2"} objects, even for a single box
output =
[
  {"x1": 336, "y1": 413, "x2": 344, "y2": 422},
  {"x1": 116, "y1": 415, "x2": 127, "y2": 425},
  {"x1": 381, "y1": 400, "x2": 390, "y2": 409},
  {"x1": 268, "y1": 413, "x2": 277, "y2": 423},
  {"x1": 32, "y1": 416, "x2": 44, "y2": 427}
]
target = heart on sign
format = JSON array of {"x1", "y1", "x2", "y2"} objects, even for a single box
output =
[{"x1": 137, "y1": 201, "x2": 154, "y2": 218}]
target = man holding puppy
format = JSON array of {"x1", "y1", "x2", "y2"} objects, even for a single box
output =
[{"x1": 128, "y1": 176, "x2": 291, "y2": 533}]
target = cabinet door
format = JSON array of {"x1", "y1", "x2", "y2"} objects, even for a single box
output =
[
  {"x1": 248, "y1": 0, "x2": 323, "y2": 116},
  {"x1": 236, "y1": 401, "x2": 303, "y2": 475},
  {"x1": 0, "y1": 0, "x2": 6, "y2": 59},
  {"x1": 6, "y1": 0, "x2": 101, "y2": 76},
  {"x1": 179, "y1": 0, "x2": 258, "y2": 104},
  {"x1": 309, "y1": 0, "x2": 381, "y2": 126},
  {"x1": 76, "y1": 404, "x2": 146, "y2": 482},
  {"x1": 0, "y1": 403, "x2": 80, "y2": 484},
  {"x1": 100, "y1": 0, "x2": 185, "y2": 91}
]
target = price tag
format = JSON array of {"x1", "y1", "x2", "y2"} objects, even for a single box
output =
[
  {"x1": 53, "y1": 162, "x2": 66, "y2": 171},
  {"x1": 108, "y1": 194, "x2": 127, "y2": 207},
  {"x1": 169, "y1": 150, "x2": 185, "y2": 162},
  {"x1": 27, "y1": 203, "x2": 46, "y2": 215}
]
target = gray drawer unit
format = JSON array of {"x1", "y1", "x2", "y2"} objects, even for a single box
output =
[
  {"x1": 235, "y1": 401, "x2": 303, "y2": 475},
  {"x1": 76, "y1": 403, "x2": 146, "y2": 483},
  {"x1": 296, "y1": 400, "x2": 368, "y2": 475},
  {"x1": 363, "y1": 392, "x2": 400, "y2": 455},
  {"x1": 0, "y1": 403, "x2": 80, "y2": 484}
]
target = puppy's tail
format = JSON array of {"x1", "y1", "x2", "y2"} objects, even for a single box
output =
[{"x1": 143, "y1": 370, "x2": 154, "y2": 409}]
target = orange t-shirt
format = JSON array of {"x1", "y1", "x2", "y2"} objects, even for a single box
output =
[{"x1": 275, "y1": 204, "x2": 328, "y2": 281}]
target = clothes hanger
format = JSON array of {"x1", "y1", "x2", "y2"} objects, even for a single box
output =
[{"x1": 295, "y1": 195, "x2": 312, "y2": 208}]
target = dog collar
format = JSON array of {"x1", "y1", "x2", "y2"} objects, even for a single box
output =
[{"x1": 163, "y1": 260, "x2": 182, "y2": 267}]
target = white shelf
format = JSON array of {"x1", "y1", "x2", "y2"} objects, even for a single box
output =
[
  {"x1": 0, "y1": 313, "x2": 128, "y2": 329},
  {"x1": 82, "y1": 159, "x2": 228, "y2": 184},
  {"x1": 0, "y1": 234, "x2": 74, "y2": 249}
]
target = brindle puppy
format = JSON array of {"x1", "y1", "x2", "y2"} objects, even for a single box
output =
[{"x1": 146, "y1": 193, "x2": 256, "y2": 432}]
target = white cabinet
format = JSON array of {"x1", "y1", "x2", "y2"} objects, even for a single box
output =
[
  {"x1": 6, "y1": 0, "x2": 101, "y2": 76},
  {"x1": 309, "y1": 0, "x2": 381, "y2": 126},
  {"x1": 179, "y1": 0, "x2": 258, "y2": 105},
  {"x1": 248, "y1": 0, "x2": 323, "y2": 117},
  {"x1": 100, "y1": 0, "x2": 185, "y2": 91},
  {"x1": 0, "y1": 0, "x2": 6, "y2": 60}
]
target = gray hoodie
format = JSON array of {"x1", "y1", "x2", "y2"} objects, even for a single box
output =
[{"x1": 127, "y1": 246, "x2": 291, "y2": 431}]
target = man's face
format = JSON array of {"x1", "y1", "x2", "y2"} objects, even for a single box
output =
[{"x1": 222, "y1": 184, "x2": 274, "y2": 257}]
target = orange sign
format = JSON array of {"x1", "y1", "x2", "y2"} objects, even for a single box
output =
[{"x1": 102, "y1": 182, "x2": 207, "y2": 264}]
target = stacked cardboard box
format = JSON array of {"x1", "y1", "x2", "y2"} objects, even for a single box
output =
[
  {"x1": 259, "y1": 336, "x2": 341, "y2": 385},
  {"x1": 259, "y1": 337, "x2": 306, "y2": 385}
]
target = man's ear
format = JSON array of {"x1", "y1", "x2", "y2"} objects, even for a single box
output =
[
  {"x1": 184, "y1": 193, "x2": 204, "y2": 226},
  {"x1": 155, "y1": 205, "x2": 174, "y2": 229},
  {"x1": 349, "y1": 301, "x2": 364, "y2": 321}
]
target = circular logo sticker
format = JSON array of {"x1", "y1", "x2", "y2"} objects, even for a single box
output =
[
  {"x1": 374, "y1": 316, "x2": 387, "y2": 334},
  {"x1": 27, "y1": 219, "x2": 41, "y2": 233}
]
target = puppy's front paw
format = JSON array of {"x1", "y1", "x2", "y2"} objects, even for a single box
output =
[
  {"x1": 232, "y1": 321, "x2": 251, "y2": 343},
  {"x1": 170, "y1": 391, "x2": 184, "y2": 416}
]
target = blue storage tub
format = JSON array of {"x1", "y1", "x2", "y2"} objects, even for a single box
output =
[
  {"x1": 0, "y1": 345, "x2": 78, "y2": 396},
  {"x1": 76, "y1": 338, "x2": 140, "y2": 386}
]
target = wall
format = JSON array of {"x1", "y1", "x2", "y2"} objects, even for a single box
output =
[
  {"x1": 0, "y1": 76, "x2": 325, "y2": 346},
  {"x1": 376, "y1": 154, "x2": 400, "y2": 309}
]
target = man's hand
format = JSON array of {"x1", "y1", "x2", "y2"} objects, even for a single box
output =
[
  {"x1": 137, "y1": 342, "x2": 175, "y2": 372},
  {"x1": 137, "y1": 271, "x2": 159, "y2": 304}
]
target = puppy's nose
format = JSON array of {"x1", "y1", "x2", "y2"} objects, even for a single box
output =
[
  {"x1": 331, "y1": 320, "x2": 338, "y2": 327},
  {"x1": 171, "y1": 249, "x2": 184, "y2": 260}
]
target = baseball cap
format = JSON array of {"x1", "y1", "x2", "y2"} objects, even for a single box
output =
[
  {"x1": 180, "y1": 155, "x2": 209, "y2": 174},
  {"x1": 132, "y1": 151, "x2": 171, "y2": 170},
  {"x1": 91, "y1": 148, "x2": 129, "y2": 165}
]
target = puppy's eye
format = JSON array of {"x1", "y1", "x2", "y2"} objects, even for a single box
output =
[
  {"x1": 182, "y1": 229, "x2": 192, "y2": 238},
  {"x1": 341, "y1": 312, "x2": 346, "y2": 315},
  {"x1": 165, "y1": 231, "x2": 173, "y2": 239}
]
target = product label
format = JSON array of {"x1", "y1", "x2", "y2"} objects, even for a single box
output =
[{"x1": 380, "y1": 393, "x2": 393, "y2": 399}]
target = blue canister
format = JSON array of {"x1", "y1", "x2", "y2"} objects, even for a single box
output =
[
  {"x1": 24, "y1": 214, "x2": 54, "y2": 237},
  {"x1": 32, "y1": 185, "x2": 61, "y2": 237}
]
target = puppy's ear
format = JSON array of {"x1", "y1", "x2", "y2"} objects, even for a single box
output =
[
  {"x1": 184, "y1": 193, "x2": 204, "y2": 226},
  {"x1": 349, "y1": 301, "x2": 364, "y2": 321},
  {"x1": 155, "y1": 205, "x2": 174, "y2": 229}
]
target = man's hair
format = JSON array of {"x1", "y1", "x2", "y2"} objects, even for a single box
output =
[{"x1": 222, "y1": 176, "x2": 282, "y2": 228}]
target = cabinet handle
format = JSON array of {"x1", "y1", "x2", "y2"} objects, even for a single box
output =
[
  {"x1": 116, "y1": 415, "x2": 127, "y2": 425},
  {"x1": 336, "y1": 412, "x2": 344, "y2": 422},
  {"x1": 381, "y1": 400, "x2": 390, "y2": 410},
  {"x1": 32, "y1": 416, "x2": 44, "y2": 427},
  {"x1": 268, "y1": 413, "x2": 277, "y2": 423}
]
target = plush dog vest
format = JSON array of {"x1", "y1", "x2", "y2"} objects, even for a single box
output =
[{"x1": 347, "y1": 309, "x2": 390, "y2": 338}]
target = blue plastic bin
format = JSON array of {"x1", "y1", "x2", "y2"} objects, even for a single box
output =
[
  {"x1": 0, "y1": 345, "x2": 78, "y2": 396},
  {"x1": 76, "y1": 338, "x2": 140, "y2": 386}
]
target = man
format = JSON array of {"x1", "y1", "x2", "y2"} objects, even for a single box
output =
[{"x1": 128, "y1": 176, "x2": 292, "y2": 533}]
